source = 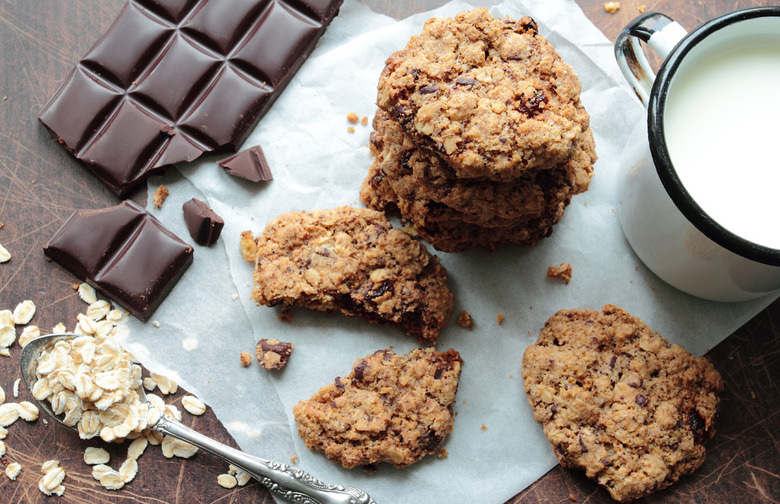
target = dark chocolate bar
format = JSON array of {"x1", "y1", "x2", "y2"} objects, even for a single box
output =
[
  {"x1": 182, "y1": 198, "x2": 224, "y2": 245},
  {"x1": 44, "y1": 201, "x2": 193, "y2": 321},
  {"x1": 218, "y1": 145, "x2": 273, "y2": 182},
  {"x1": 39, "y1": 0, "x2": 343, "y2": 196}
]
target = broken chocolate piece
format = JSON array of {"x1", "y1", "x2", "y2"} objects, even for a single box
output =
[
  {"x1": 43, "y1": 201, "x2": 193, "y2": 321},
  {"x1": 255, "y1": 338, "x2": 294, "y2": 370},
  {"x1": 182, "y1": 198, "x2": 224, "y2": 246},
  {"x1": 218, "y1": 145, "x2": 273, "y2": 183},
  {"x1": 39, "y1": 0, "x2": 343, "y2": 196}
]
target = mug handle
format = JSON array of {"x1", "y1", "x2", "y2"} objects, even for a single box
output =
[{"x1": 614, "y1": 12, "x2": 688, "y2": 106}]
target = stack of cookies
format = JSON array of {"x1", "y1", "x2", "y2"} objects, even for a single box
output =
[{"x1": 360, "y1": 8, "x2": 597, "y2": 252}]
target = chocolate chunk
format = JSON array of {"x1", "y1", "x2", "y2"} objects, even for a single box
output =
[
  {"x1": 39, "y1": 0, "x2": 343, "y2": 196},
  {"x1": 255, "y1": 338, "x2": 294, "y2": 370},
  {"x1": 43, "y1": 201, "x2": 193, "y2": 321},
  {"x1": 353, "y1": 360, "x2": 368, "y2": 381},
  {"x1": 218, "y1": 145, "x2": 273, "y2": 183},
  {"x1": 182, "y1": 198, "x2": 224, "y2": 246}
]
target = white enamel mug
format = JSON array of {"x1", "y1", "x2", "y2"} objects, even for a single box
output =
[{"x1": 614, "y1": 8, "x2": 780, "y2": 302}]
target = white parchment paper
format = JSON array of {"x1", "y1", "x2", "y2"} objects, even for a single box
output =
[{"x1": 120, "y1": 1, "x2": 778, "y2": 502}]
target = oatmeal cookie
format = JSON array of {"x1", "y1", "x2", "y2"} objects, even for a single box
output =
[
  {"x1": 250, "y1": 206, "x2": 454, "y2": 343},
  {"x1": 522, "y1": 305, "x2": 723, "y2": 502},
  {"x1": 377, "y1": 8, "x2": 591, "y2": 181},
  {"x1": 362, "y1": 162, "x2": 565, "y2": 252},
  {"x1": 369, "y1": 109, "x2": 595, "y2": 226},
  {"x1": 293, "y1": 347, "x2": 462, "y2": 469}
]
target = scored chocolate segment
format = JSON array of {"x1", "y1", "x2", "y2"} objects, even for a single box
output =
[
  {"x1": 44, "y1": 201, "x2": 194, "y2": 321},
  {"x1": 39, "y1": 0, "x2": 343, "y2": 196}
]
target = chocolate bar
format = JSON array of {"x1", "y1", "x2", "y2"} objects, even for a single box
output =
[
  {"x1": 219, "y1": 145, "x2": 273, "y2": 182},
  {"x1": 44, "y1": 201, "x2": 193, "y2": 321},
  {"x1": 39, "y1": 0, "x2": 343, "y2": 196},
  {"x1": 182, "y1": 198, "x2": 224, "y2": 245}
]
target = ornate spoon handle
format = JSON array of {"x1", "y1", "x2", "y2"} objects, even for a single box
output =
[{"x1": 155, "y1": 415, "x2": 376, "y2": 504}]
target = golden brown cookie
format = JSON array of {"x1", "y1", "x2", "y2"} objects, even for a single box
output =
[
  {"x1": 369, "y1": 108, "x2": 594, "y2": 226},
  {"x1": 522, "y1": 305, "x2": 723, "y2": 502},
  {"x1": 377, "y1": 8, "x2": 591, "y2": 181},
  {"x1": 294, "y1": 347, "x2": 463, "y2": 470},
  {"x1": 250, "y1": 206, "x2": 454, "y2": 343}
]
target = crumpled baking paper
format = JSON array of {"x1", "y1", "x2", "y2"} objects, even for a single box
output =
[{"x1": 116, "y1": 1, "x2": 778, "y2": 502}]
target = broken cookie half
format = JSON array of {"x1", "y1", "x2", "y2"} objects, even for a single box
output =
[
  {"x1": 294, "y1": 347, "x2": 462, "y2": 470},
  {"x1": 249, "y1": 206, "x2": 454, "y2": 344}
]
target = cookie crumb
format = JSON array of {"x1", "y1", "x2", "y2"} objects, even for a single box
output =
[
  {"x1": 496, "y1": 313, "x2": 504, "y2": 325},
  {"x1": 638, "y1": 5, "x2": 646, "y2": 13},
  {"x1": 239, "y1": 230, "x2": 257, "y2": 263},
  {"x1": 346, "y1": 112, "x2": 359, "y2": 124},
  {"x1": 278, "y1": 306, "x2": 292, "y2": 323},
  {"x1": 547, "y1": 263, "x2": 572, "y2": 284},
  {"x1": 347, "y1": 126, "x2": 355, "y2": 133},
  {"x1": 436, "y1": 449, "x2": 448, "y2": 459},
  {"x1": 240, "y1": 351, "x2": 252, "y2": 367},
  {"x1": 152, "y1": 185, "x2": 169, "y2": 208},
  {"x1": 569, "y1": 493, "x2": 578, "y2": 502},
  {"x1": 255, "y1": 338, "x2": 294, "y2": 370},
  {"x1": 361, "y1": 116, "x2": 368, "y2": 125},
  {"x1": 480, "y1": 424, "x2": 487, "y2": 431},
  {"x1": 457, "y1": 310, "x2": 474, "y2": 330},
  {"x1": 290, "y1": 455, "x2": 298, "y2": 463},
  {"x1": 603, "y1": 1, "x2": 620, "y2": 13}
]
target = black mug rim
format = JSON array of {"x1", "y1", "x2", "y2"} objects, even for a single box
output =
[{"x1": 648, "y1": 6, "x2": 780, "y2": 267}]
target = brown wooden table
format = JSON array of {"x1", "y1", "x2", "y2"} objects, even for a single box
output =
[{"x1": 0, "y1": 1, "x2": 777, "y2": 503}]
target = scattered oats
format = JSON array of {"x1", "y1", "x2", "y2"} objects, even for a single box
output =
[
  {"x1": 127, "y1": 437, "x2": 148, "y2": 460},
  {"x1": 240, "y1": 351, "x2": 252, "y2": 367},
  {"x1": 87, "y1": 300, "x2": 111, "y2": 321},
  {"x1": 603, "y1": 1, "x2": 620, "y2": 13},
  {"x1": 100, "y1": 469, "x2": 125, "y2": 490},
  {"x1": 0, "y1": 439, "x2": 5, "y2": 456},
  {"x1": 95, "y1": 320, "x2": 115, "y2": 338},
  {"x1": 164, "y1": 404, "x2": 182, "y2": 422},
  {"x1": 0, "y1": 384, "x2": 5, "y2": 404},
  {"x1": 78, "y1": 283, "x2": 98, "y2": 304},
  {"x1": 19, "y1": 325, "x2": 40, "y2": 347},
  {"x1": 217, "y1": 473, "x2": 238, "y2": 489},
  {"x1": 13, "y1": 300, "x2": 36, "y2": 325},
  {"x1": 0, "y1": 426, "x2": 7, "y2": 439},
  {"x1": 0, "y1": 403, "x2": 19, "y2": 426},
  {"x1": 17, "y1": 401, "x2": 39, "y2": 421},
  {"x1": 107, "y1": 309, "x2": 124, "y2": 323},
  {"x1": 77, "y1": 313, "x2": 98, "y2": 335},
  {"x1": 150, "y1": 373, "x2": 177, "y2": 395},
  {"x1": 0, "y1": 243, "x2": 10, "y2": 263},
  {"x1": 52, "y1": 322, "x2": 67, "y2": 333},
  {"x1": 0, "y1": 310, "x2": 13, "y2": 326},
  {"x1": 39, "y1": 460, "x2": 66, "y2": 496},
  {"x1": 13, "y1": 378, "x2": 20, "y2": 398},
  {"x1": 146, "y1": 393, "x2": 165, "y2": 412},
  {"x1": 119, "y1": 458, "x2": 138, "y2": 483},
  {"x1": 0, "y1": 325, "x2": 15, "y2": 348},
  {"x1": 182, "y1": 395, "x2": 207, "y2": 416},
  {"x1": 5, "y1": 462, "x2": 21, "y2": 480},
  {"x1": 91, "y1": 464, "x2": 113, "y2": 480},
  {"x1": 84, "y1": 447, "x2": 111, "y2": 465},
  {"x1": 143, "y1": 376, "x2": 157, "y2": 391},
  {"x1": 161, "y1": 436, "x2": 198, "y2": 459},
  {"x1": 146, "y1": 430, "x2": 163, "y2": 446},
  {"x1": 0, "y1": 349, "x2": 9, "y2": 357}
]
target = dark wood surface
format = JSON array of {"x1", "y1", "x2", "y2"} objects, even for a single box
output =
[{"x1": 0, "y1": 1, "x2": 777, "y2": 503}]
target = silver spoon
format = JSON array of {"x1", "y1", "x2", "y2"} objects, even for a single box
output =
[{"x1": 20, "y1": 333, "x2": 376, "y2": 504}]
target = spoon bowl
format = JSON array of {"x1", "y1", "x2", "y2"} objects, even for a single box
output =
[{"x1": 20, "y1": 333, "x2": 376, "y2": 504}]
